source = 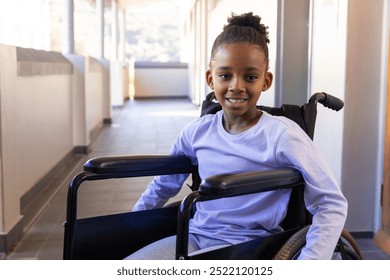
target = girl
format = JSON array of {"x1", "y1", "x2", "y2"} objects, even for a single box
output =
[{"x1": 126, "y1": 12, "x2": 347, "y2": 260}]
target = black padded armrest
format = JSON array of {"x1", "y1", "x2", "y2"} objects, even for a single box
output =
[
  {"x1": 199, "y1": 168, "x2": 304, "y2": 198},
  {"x1": 176, "y1": 168, "x2": 305, "y2": 258},
  {"x1": 83, "y1": 154, "x2": 194, "y2": 177}
]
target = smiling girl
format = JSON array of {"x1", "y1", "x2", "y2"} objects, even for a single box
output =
[{"x1": 126, "y1": 12, "x2": 347, "y2": 260}]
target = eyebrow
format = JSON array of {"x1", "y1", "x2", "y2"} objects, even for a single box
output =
[{"x1": 216, "y1": 66, "x2": 261, "y2": 72}]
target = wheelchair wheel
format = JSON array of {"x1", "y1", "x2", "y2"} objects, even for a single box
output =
[
  {"x1": 332, "y1": 229, "x2": 363, "y2": 260},
  {"x1": 273, "y1": 226, "x2": 363, "y2": 260}
]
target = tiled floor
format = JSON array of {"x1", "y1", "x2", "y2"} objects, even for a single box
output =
[{"x1": 3, "y1": 98, "x2": 390, "y2": 260}]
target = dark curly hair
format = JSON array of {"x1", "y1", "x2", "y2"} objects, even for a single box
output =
[{"x1": 210, "y1": 12, "x2": 270, "y2": 67}]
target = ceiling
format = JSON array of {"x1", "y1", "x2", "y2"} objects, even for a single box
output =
[
  {"x1": 119, "y1": 0, "x2": 170, "y2": 6},
  {"x1": 90, "y1": 0, "x2": 171, "y2": 8}
]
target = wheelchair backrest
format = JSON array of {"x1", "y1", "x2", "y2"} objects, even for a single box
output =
[{"x1": 200, "y1": 92, "x2": 317, "y2": 140}]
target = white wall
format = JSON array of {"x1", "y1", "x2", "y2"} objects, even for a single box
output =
[
  {"x1": 134, "y1": 63, "x2": 189, "y2": 98},
  {"x1": 309, "y1": 0, "x2": 347, "y2": 189}
]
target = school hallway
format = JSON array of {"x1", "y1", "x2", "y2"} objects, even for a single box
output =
[{"x1": 3, "y1": 98, "x2": 390, "y2": 260}]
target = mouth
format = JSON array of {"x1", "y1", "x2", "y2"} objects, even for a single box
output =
[{"x1": 225, "y1": 98, "x2": 248, "y2": 104}]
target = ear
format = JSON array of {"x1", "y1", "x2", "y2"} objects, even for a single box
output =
[
  {"x1": 206, "y1": 69, "x2": 214, "y2": 89},
  {"x1": 262, "y1": 72, "x2": 273, "y2": 91}
]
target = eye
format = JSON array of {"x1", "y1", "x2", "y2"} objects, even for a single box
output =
[
  {"x1": 218, "y1": 73, "x2": 232, "y2": 80},
  {"x1": 246, "y1": 75, "x2": 258, "y2": 81}
]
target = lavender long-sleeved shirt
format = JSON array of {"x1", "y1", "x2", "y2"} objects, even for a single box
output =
[{"x1": 133, "y1": 110, "x2": 348, "y2": 259}]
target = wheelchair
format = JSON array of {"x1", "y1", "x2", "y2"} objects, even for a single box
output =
[{"x1": 63, "y1": 92, "x2": 363, "y2": 260}]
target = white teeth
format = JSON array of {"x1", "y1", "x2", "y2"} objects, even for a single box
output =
[{"x1": 227, "y1": 98, "x2": 246, "y2": 103}]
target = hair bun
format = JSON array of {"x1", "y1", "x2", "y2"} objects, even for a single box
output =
[{"x1": 225, "y1": 12, "x2": 269, "y2": 43}]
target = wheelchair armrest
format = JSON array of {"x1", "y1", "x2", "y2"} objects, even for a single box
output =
[
  {"x1": 65, "y1": 154, "x2": 196, "y2": 259},
  {"x1": 83, "y1": 154, "x2": 194, "y2": 177},
  {"x1": 199, "y1": 168, "x2": 304, "y2": 198},
  {"x1": 176, "y1": 168, "x2": 304, "y2": 259}
]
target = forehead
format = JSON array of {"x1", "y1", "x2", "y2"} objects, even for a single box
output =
[{"x1": 211, "y1": 43, "x2": 267, "y2": 69}]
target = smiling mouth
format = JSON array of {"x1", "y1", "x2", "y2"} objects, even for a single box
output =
[{"x1": 226, "y1": 98, "x2": 247, "y2": 104}]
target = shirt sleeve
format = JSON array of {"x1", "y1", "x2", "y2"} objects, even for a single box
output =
[
  {"x1": 132, "y1": 122, "x2": 198, "y2": 211},
  {"x1": 275, "y1": 124, "x2": 348, "y2": 259}
]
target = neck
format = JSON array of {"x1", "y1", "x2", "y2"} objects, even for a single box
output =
[{"x1": 223, "y1": 110, "x2": 262, "y2": 135}]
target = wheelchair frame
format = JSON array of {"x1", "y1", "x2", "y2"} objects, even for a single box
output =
[{"x1": 63, "y1": 92, "x2": 362, "y2": 260}]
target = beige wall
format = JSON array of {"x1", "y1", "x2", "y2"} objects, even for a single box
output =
[
  {"x1": 0, "y1": 45, "x2": 73, "y2": 233},
  {"x1": 85, "y1": 57, "x2": 106, "y2": 142},
  {"x1": 0, "y1": 46, "x2": 112, "y2": 250},
  {"x1": 342, "y1": 0, "x2": 388, "y2": 232},
  {"x1": 67, "y1": 55, "x2": 111, "y2": 147},
  {"x1": 110, "y1": 61, "x2": 129, "y2": 106},
  {"x1": 311, "y1": 0, "x2": 389, "y2": 233},
  {"x1": 0, "y1": 45, "x2": 22, "y2": 233}
]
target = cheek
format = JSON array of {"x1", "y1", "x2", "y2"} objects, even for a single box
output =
[
  {"x1": 214, "y1": 92, "x2": 226, "y2": 103},
  {"x1": 210, "y1": 80, "x2": 224, "y2": 91}
]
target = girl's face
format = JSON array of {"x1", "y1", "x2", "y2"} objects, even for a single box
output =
[{"x1": 206, "y1": 43, "x2": 273, "y2": 121}]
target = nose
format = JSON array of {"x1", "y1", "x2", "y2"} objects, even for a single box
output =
[{"x1": 228, "y1": 76, "x2": 245, "y2": 94}]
